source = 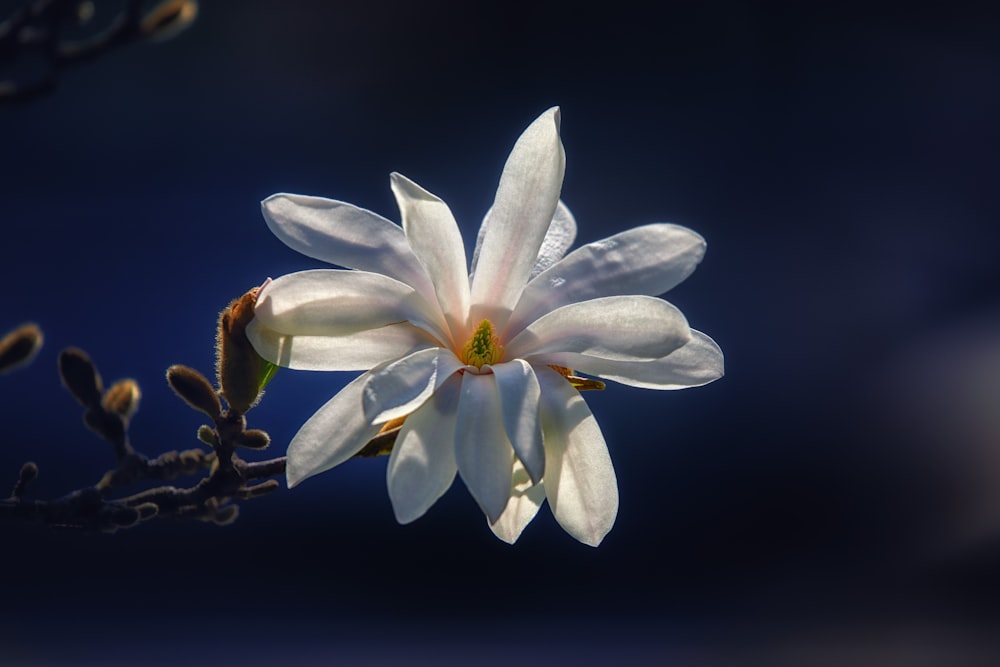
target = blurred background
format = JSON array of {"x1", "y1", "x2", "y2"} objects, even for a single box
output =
[{"x1": 2, "y1": 1, "x2": 999, "y2": 664}]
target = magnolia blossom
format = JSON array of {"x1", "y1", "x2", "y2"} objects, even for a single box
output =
[{"x1": 247, "y1": 108, "x2": 723, "y2": 545}]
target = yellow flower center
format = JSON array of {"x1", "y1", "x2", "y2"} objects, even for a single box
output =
[{"x1": 461, "y1": 319, "x2": 503, "y2": 369}]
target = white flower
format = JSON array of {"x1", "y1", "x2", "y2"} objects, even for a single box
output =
[{"x1": 247, "y1": 108, "x2": 723, "y2": 546}]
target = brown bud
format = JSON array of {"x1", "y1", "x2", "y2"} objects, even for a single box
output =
[
  {"x1": 141, "y1": 0, "x2": 198, "y2": 41},
  {"x1": 235, "y1": 429, "x2": 270, "y2": 450},
  {"x1": 59, "y1": 348, "x2": 103, "y2": 407},
  {"x1": 197, "y1": 424, "x2": 218, "y2": 447},
  {"x1": 166, "y1": 365, "x2": 222, "y2": 418},
  {"x1": 0, "y1": 323, "x2": 43, "y2": 374},
  {"x1": 216, "y1": 286, "x2": 276, "y2": 414},
  {"x1": 102, "y1": 379, "x2": 141, "y2": 421}
]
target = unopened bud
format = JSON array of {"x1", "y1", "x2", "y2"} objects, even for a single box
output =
[
  {"x1": 166, "y1": 365, "x2": 221, "y2": 418},
  {"x1": 141, "y1": 0, "x2": 198, "y2": 42},
  {"x1": 197, "y1": 424, "x2": 218, "y2": 447},
  {"x1": 59, "y1": 348, "x2": 104, "y2": 407},
  {"x1": 216, "y1": 287, "x2": 276, "y2": 414},
  {"x1": 0, "y1": 323, "x2": 43, "y2": 374},
  {"x1": 102, "y1": 379, "x2": 141, "y2": 421},
  {"x1": 235, "y1": 429, "x2": 270, "y2": 450}
]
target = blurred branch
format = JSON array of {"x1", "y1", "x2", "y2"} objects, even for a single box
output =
[
  {"x1": 0, "y1": 0, "x2": 198, "y2": 103},
  {"x1": 0, "y1": 291, "x2": 400, "y2": 533}
]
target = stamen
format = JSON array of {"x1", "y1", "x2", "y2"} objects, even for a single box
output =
[
  {"x1": 548, "y1": 365, "x2": 606, "y2": 391},
  {"x1": 462, "y1": 320, "x2": 503, "y2": 369}
]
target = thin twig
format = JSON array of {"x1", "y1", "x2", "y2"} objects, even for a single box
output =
[{"x1": 0, "y1": 0, "x2": 197, "y2": 102}]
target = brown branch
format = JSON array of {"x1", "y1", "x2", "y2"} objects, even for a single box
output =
[
  {"x1": 0, "y1": 0, "x2": 197, "y2": 103},
  {"x1": 1, "y1": 309, "x2": 401, "y2": 532}
]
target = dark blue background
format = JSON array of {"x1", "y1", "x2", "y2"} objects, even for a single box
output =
[{"x1": 3, "y1": 1, "x2": 1000, "y2": 664}]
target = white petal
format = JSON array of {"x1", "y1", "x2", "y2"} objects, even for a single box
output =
[
  {"x1": 252, "y1": 269, "x2": 443, "y2": 338},
  {"x1": 391, "y1": 173, "x2": 471, "y2": 342},
  {"x1": 386, "y1": 374, "x2": 461, "y2": 524},
  {"x1": 505, "y1": 295, "x2": 691, "y2": 362},
  {"x1": 507, "y1": 223, "x2": 706, "y2": 337},
  {"x1": 454, "y1": 372, "x2": 515, "y2": 523},
  {"x1": 261, "y1": 193, "x2": 435, "y2": 300},
  {"x1": 489, "y1": 459, "x2": 546, "y2": 544},
  {"x1": 543, "y1": 330, "x2": 724, "y2": 390},
  {"x1": 362, "y1": 347, "x2": 465, "y2": 424},
  {"x1": 472, "y1": 200, "x2": 577, "y2": 280},
  {"x1": 530, "y1": 200, "x2": 578, "y2": 278},
  {"x1": 536, "y1": 366, "x2": 618, "y2": 546},
  {"x1": 491, "y1": 359, "x2": 545, "y2": 484},
  {"x1": 247, "y1": 319, "x2": 433, "y2": 371},
  {"x1": 285, "y1": 370, "x2": 385, "y2": 488},
  {"x1": 470, "y1": 108, "x2": 565, "y2": 328}
]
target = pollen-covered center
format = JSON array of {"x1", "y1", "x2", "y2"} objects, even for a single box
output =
[{"x1": 461, "y1": 319, "x2": 504, "y2": 369}]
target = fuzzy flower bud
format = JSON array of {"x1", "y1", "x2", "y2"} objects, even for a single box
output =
[{"x1": 216, "y1": 286, "x2": 277, "y2": 414}]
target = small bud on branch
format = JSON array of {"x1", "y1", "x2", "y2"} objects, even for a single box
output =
[
  {"x1": 0, "y1": 323, "x2": 43, "y2": 374},
  {"x1": 166, "y1": 365, "x2": 222, "y2": 419}
]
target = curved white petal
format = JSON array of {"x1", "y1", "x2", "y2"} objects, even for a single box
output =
[
  {"x1": 530, "y1": 200, "x2": 578, "y2": 279},
  {"x1": 507, "y1": 224, "x2": 706, "y2": 337},
  {"x1": 286, "y1": 370, "x2": 385, "y2": 488},
  {"x1": 472, "y1": 200, "x2": 577, "y2": 280},
  {"x1": 386, "y1": 374, "x2": 461, "y2": 524},
  {"x1": 247, "y1": 319, "x2": 434, "y2": 371},
  {"x1": 261, "y1": 193, "x2": 435, "y2": 300},
  {"x1": 253, "y1": 269, "x2": 443, "y2": 339},
  {"x1": 454, "y1": 372, "x2": 515, "y2": 523},
  {"x1": 489, "y1": 459, "x2": 546, "y2": 544},
  {"x1": 491, "y1": 359, "x2": 544, "y2": 484},
  {"x1": 505, "y1": 295, "x2": 691, "y2": 362},
  {"x1": 470, "y1": 108, "x2": 565, "y2": 329},
  {"x1": 363, "y1": 347, "x2": 465, "y2": 424},
  {"x1": 391, "y1": 173, "x2": 471, "y2": 344},
  {"x1": 536, "y1": 366, "x2": 618, "y2": 547},
  {"x1": 541, "y1": 330, "x2": 724, "y2": 390}
]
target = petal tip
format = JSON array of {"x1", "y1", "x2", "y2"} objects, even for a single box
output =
[
  {"x1": 545, "y1": 106, "x2": 561, "y2": 129},
  {"x1": 285, "y1": 467, "x2": 304, "y2": 489},
  {"x1": 490, "y1": 527, "x2": 519, "y2": 545},
  {"x1": 391, "y1": 504, "x2": 421, "y2": 525},
  {"x1": 261, "y1": 192, "x2": 291, "y2": 211}
]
